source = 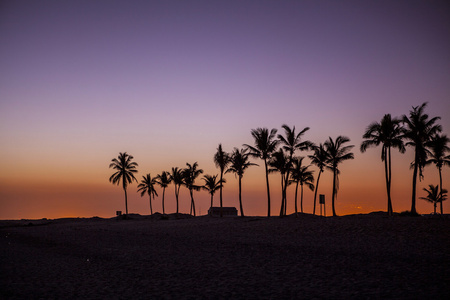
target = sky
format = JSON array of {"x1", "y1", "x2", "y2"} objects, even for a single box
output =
[{"x1": 1, "y1": 0, "x2": 449, "y2": 219}]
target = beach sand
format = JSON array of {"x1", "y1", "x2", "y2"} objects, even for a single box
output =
[{"x1": 1, "y1": 213, "x2": 449, "y2": 299}]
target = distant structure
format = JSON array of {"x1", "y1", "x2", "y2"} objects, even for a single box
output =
[
  {"x1": 208, "y1": 207, "x2": 238, "y2": 217},
  {"x1": 319, "y1": 194, "x2": 326, "y2": 217}
]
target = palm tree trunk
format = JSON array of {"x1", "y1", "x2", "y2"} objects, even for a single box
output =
[
  {"x1": 149, "y1": 195, "x2": 153, "y2": 215},
  {"x1": 190, "y1": 189, "x2": 196, "y2": 217},
  {"x1": 220, "y1": 170, "x2": 224, "y2": 217},
  {"x1": 434, "y1": 202, "x2": 437, "y2": 214},
  {"x1": 411, "y1": 159, "x2": 419, "y2": 215},
  {"x1": 301, "y1": 183, "x2": 304, "y2": 213},
  {"x1": 152, "y1": 194, "x2": 155, "y2": 215},
  {"x1": 439, "y1": 167, "x2": 443, "y2": 214},
  {"x1": 284, "y1": 187, "x2": 287, "y2": 216},
  {"x1": 294, "y1": 181, "x2": 299, "y2": 216},
  {"x1": 384, "y1": 147, "x2": 392, "y2": 216},
  {"x1": 123, "y1": 187, "x2": 128, "y2": 216},
  {"x1": 264, "y1": 159, "x2": 271, "y2": 217},
  {"x1": 210, "y1": 194, "x2": 213, "y2": 210},
  {"x1": 283, "y1": 164, "x2": 292, "y2": 216},
  {"x1": 332, "y1": 168, "x2": 337, "y2": 217},
  {"x1": 388, "y1": 147, "x2": 393, "y2": 215},
  {"x1": 239, "y1": 176, "x2": 244, "y2": 217},
  {"x1": 189, "y1": 189, "x2": 193, "y2": 215},
  {"x1": 279, "y1": 174, "x2": 285, "y2": 216},
  {"x1": 313, "y1": 170, "x2": 322, "y2": 215},
  {"x1": 162, "y1": 187, "x2": 166, "y2": 215},
  {"x1": 177, "y1": 185, "x2": 181, "y2": 214},
  {"x1": 175, "y1": 185, "x2": 179, "y2": 214}
]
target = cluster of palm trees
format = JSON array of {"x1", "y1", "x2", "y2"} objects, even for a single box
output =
[
  {"x1": 245, "y1": 125, "x2": 354, "y2": 217},
  {"x1": 361, "y1": 102, "x2": 449, "y2": 215},
  {"x1": 244, "y1": 126, "x2": 355, "y2": 217},
  {"x1": 136, "y1": 162, "x2": 206, "y2": 217},
  {"x1": 109, "y1": 148, "x2": 252, "y2": 217},
  {"x1": 109, "y1": 102, "x2": 449, "y2": 217},
  {"x1": 109, "y1": 127, "x2": 355, "y2": 217}
]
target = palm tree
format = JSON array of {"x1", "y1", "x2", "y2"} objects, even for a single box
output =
[
  {"x1": 170, "y1": 167, "x2": 184, "y2": 214},
  {"x1": 402, "y1": 102, "x2": 442, "y2": 215},
  {"x1": 137, "y1": 174, "x2": 158, "y2": 215},
  {"x1": 324, "y1": 136, "x2": 355, "y2": 217},
  {"x1": 226, "y1": 148, "x2": 257, "y2": 217},
  {"x1": 420, "y1": 184, "x2": 448, "y2": 214},
  {"x1": 214, "y1": 144, "x2": 230, "y2": 217},
  {"x1": 426, "y1": 134, "x2": 450, "y2": 214},
  {"x1": 183, "y1": 162, "x2": 203, "y2": 216},
  {"x1": 202, "y1": 174, "x2": 224, "y2": 211},
  {"x1": 277, "y1": 125, "x2": 312, "y2": 216},
  {"x1": 155, "y1": 171, "x2": 171, "y2": 215},
  {"x1": 360, "y1": 114, "x2": 405, "y2": 216},
  {"x1": 109, "y1": 152, "x2": 138, "y2": 216},
  {"x1": 290, "y1": 157, "x2": 314, "y2": 215},
  {"x1": 244, "y1": 127, "x2": 278, "y2": 217},
  {"x1": 269, "y1": 149, "x2": 290, "y2": 215},
  {"x1": 308, "y1": 144, "x2": 328, "y2": 215}
]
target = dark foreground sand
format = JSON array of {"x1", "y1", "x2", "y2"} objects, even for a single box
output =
[{"x1": 1, "y1": 213, "x2": 449, "y2": 299}]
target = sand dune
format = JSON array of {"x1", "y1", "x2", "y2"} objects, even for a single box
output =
[{"x1": 1, "y1": 213, "x2": 449, "y2": 299}]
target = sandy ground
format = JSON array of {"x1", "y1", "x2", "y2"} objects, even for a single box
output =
[{"x1": 1, "y1": 213, "x2": 449, "y2": 299}]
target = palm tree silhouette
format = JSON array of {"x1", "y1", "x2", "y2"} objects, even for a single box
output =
[
  {"x1": 277, "y1": 125, "x2": 312, "y2": 216},
  {"x1": 137, "y1": 174, "x2": 158, "y2": 215},
  {"x1": 308, "y1": 144, "x2": 328, "y2": 215},
  {"x1": 214, "y1": 144, "x2": 230, "y2": 217},
  {"x1": 109, "y1": 152, "x2": 138, "y2": 216},
  {"x1": 269, "y1": 148, "x2": 290, "y2": 215},
  {"x1": 244, "y1": 127, "x2": 278, "y2": 217},
  {"x1": 170, "y1": 167, "x2": 184, "y2": 214},
  {"x1": 226, "y1": 148, "x2": 257, "y2": 217},
  {"x1": 155, "y1": 171, "x2": 171, "y2": 215},
  {"x1": 290, "y1": 157, "x2": 314, "y2": 215},
  {"x1": 324, "y1": 136, "x2": 355, "y2": 217},
  {"x1": 420, "y1": 184, "x2": 448, "y2": 214},
  {"x1": 361, "y1": 114, "x2": 405, "y2": 216},
  {"x1": 183, "y1": 162, "x2": 203, "y2": 216},
  {"x1": 426, "y1": 134, "x2": 450, "y2": 214},
  {"x1": 202, "y1": 174, "x2": 224, "y2": 211},
  {"x1": 402, "y1": 102, "x2": 442, "y2": 215}
]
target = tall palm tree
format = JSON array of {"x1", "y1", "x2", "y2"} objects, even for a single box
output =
[
  {"x1": 402, "y1": 102, "x2": 442, "y2": 215},
  {"x1": 137, "y1": 174, "x2": 158, "y2": 215},
  {"x1": 290, "y1": 157, "x2": 314, "y2": 215},
  {"x1": 308, "y1": 144, "x2": 328, "y2": 215},
  {"x1": 109, "y1": 152, "x2": 138, "y2": 216},
  {"x1": 244, "y1": 127, "x2": 278, "y2": 217},
  {"x1": 155, "y1": 171, "x2": 171, "y2": 215},
  {"x1": 420, "y1": 184, "x2": 448, "y2": 214},
  {"x1": 214, "y1": 144, "x2": 230, "y2": 217},
  {"x1": 324, "y1": 136, "x2": 355, "y2": 217},
  {"x1": 360, "y1": 114, "x2": 405, "y2": 216},
  {"x1": 170, "y1": 167, "x2": 184, "y2": 214},
  {"x1": 426, "y1": 134, "x2": 450, "y2": 214},
  {"x1": 226, "y1": 148, "x2": 257, "y2": 217},
  {"x1": 183, "y1": 162, "x2": 203, "y2": 216},
  {"x1": 277, "y1": 125, "x2": 312, "y2": 216},
  {"x1": 269, "y1": 148, "x2": 290, "y2": 216},
  {"x1": 202, "y1": 174, "x2": 224, "y2": 211}
]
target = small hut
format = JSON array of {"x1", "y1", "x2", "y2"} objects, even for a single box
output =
[{"x1": 208, "y1": 207, "x2": 238, "y2": 217}]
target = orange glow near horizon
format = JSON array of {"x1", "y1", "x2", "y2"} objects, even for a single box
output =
[{"x1": 1, "y1": 148, "x2": 448, "y2": 220}]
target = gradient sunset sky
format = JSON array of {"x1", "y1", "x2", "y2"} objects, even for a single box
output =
[{"x1": 1, "y1": 0, "x2": 449, "y2": 219}]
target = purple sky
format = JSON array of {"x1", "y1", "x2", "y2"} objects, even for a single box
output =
[{"x1": 1, "y1": 0, "x2": 449, "y2": 219}]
